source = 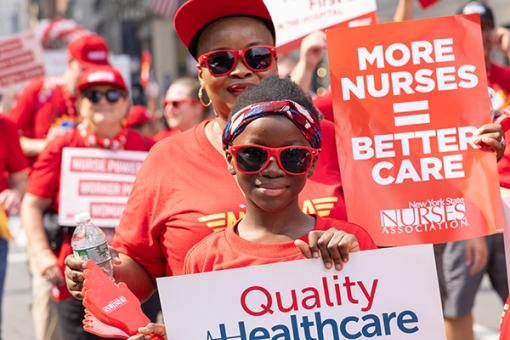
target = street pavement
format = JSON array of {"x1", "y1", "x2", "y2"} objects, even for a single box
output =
[{"x1": 1, "y1": 218, "x2": 504, "y2": 340}]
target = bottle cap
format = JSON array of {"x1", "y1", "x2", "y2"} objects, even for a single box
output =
[{"x1": 75, "y1": 212, "x2": 91, "y2": 224}]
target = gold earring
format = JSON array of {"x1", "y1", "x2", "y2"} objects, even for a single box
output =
[{"x1": 198, "y1": 86, "x2": 212, "y2": 107}]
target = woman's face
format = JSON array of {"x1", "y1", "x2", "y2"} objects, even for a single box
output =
[
  {"x1": 78, "y1": 85, "x2": 128, "y2": 128},
  {"x1": 164, "y1": 83, "x2": 204, "y2": 131},
  {"x1": 227, "y1": 116, "x2": 313, "y2": 214},
  {"x1": 196, "y1": 17, "x2": 278, "y2": 119}
]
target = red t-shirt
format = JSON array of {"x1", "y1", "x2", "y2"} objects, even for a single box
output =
[
  {"x1": 153, "y1": 129, "x2": 180, "y2": 142},
  {"x1": 10, "y1": 78, "x2": 78, "y2": 139},
  {"x1": 0, "y1": 116, "x2": 28, "y2": 193},
  {"x1": 184, "y1": 216, "x2": 376, "y2": 274},
  {"x1": 490, "y1": 64, "x2": 510, "y2": 188},
  {"x1": 113, "y1": 120, "x2": 347, "y2": 277},
  {"x1": 26, "y1": 128, "x2": 154, "y2": 212}
]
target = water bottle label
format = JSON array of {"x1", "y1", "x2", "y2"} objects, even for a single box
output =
[{"x1": 73, "y1": 242, "x2": 111, "y2": 265}]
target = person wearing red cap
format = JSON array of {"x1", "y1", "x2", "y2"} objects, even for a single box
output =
[
  {"x1": 154, "y1": 77, "x2": 209, "y2": 141},
  {"x1": 126, "y1": 105, "x2": 157, "y2": 138},
  {"x1": 9, "y1": 33, "x2": 110, "y2": 163},
  {"x1": 64, "y1": 1, "x2": 506, "y2": 338},
  {"x1": 21, "y1": 65, "x2": 154, "y2": 340},
  {"x1": 66, "y1": 0, "x2": 347, "y2": 310}
]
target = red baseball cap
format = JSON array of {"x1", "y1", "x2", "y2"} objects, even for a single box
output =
[
  {"x1": 77, "y1": 65, "x2": 127, "y2": 93},
  {"x1": 125, "y1": 105, "x2": 152, "y2": 127},
  {"x1": 174, "y1": 0, "x2": 276, "y2": 58},
  {"x1": 68, "y1": 34, "x2": 110, "y2": 68}
]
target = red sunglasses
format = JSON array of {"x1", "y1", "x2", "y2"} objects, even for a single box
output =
[
  {"x1": 227, "y1": 144, "x2": 320, "y2": 176},
  {"x1": 198, "y1": 45, "x2": 277, "y2": 77},
  {"x1": 163, "y1": 98, "x2": 197, "y2": 109}
]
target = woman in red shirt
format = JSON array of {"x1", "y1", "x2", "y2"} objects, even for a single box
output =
[
  {"x1": 154, "y1": 77, "x2": 209, "y2": 141},
  {"x1": 21, "y1": 65, "x2": 154, "y2": 339},
  {"x1": 65, "y1": 0, "x2": 506, "y2": 321},
  {"x1": 66, "y1": 0, "x2": 350, "y2": 304}
]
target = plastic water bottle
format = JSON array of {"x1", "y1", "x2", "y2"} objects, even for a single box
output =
[{"x1": 72, "y1": 212, "x2": 113, "y2": 277}]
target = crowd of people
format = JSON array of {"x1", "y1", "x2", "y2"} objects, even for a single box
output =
[{"x1": 0, "y1": 0, "x2": 509, "y2": 339}]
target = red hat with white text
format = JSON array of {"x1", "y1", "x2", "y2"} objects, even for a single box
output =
[
  {"x1": 68, "y1": 34, "x2": 110, "y2": 68},
  {"x1": 77, "y1": 65, "x2": 127, "y2": 93}
]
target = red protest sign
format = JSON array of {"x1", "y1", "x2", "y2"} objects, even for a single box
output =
[
  {"x1": 418, "y1": 0, "x2": 439, "y2": 9},
  {"x1": 0, "y1": 31, "x2": 45, "y2": 92},
  {"x1": 327, "y1": 15, "x2": 504, "y2": 246}
]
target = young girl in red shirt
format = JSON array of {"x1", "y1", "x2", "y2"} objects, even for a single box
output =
[{"x1": 184, "y1": 76, "x2": 376, "y2": 274}]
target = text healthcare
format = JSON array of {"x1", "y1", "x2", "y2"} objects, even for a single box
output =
[{"x1": 206, "y1": 275, "x2": 421, "y2": 340}]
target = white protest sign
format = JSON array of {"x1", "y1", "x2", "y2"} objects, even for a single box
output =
[
  {"x1": 0, "y1": 31, "x2": 45, "y2": 93},
  {"x1": 58, "y1": 147, "x2": 147, "y2": 227},
  {"x1": 264, "y1": 0, "x2": 377, "y2": 50},
  {"x1": 158, "y1": 245, "x2": 445, "y2": 340}
]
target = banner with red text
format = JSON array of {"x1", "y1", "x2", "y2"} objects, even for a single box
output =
[
  {"x1": 158, "y1": 245, "x2": 445, "y2": 339},
  {"x1": 264, "y1": 0, "x2": 377, "y2": 52},
  {"x1": 327, "y1": 15, "x2": 504, "y2": 246},
  {"x1": 0, "y1": 31, "x2": 45, "y2": 93},
  {"x1": 58, "y1": 147, "x2": 147, "y2": 227}
]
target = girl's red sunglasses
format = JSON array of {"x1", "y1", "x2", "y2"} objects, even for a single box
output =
[
  {"x1": 198, "y1": 46, "x2": 277, "y2": 77},
  {"x1": 227, "y1": 144, "x2": 320, "y2": 176}
]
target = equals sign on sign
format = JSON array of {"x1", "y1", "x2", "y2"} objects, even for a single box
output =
[{"x1": 393, "y1": 100, "x2": 430, "y2": 127}]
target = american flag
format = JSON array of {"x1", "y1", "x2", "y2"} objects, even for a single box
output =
[{"x1": 149, "y1": 0, "x2": 179, "y2": 18}]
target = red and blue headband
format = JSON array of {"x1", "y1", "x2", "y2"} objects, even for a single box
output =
[{"x1": 222, "y1": 100, "x2": 321, "y2": 150}]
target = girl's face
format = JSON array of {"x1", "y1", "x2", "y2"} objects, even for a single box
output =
[
  {"x1": 196, "y1": 17, "x2": 278, "y2": 119},
  {"x1": 226, "y1": 116, "x2": 315, "y2": 213}
]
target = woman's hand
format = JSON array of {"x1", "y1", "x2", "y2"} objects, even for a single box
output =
[
  {"x1": 65, "y1": 246, "x2": 121, "y2": 300},
  {"x1": 295, "y1": 228, "x2": 360, "y2": 270},
  {"x1": 473, "y1": 123, "x2": 505, "y2": 161},
  {"x1": 127, "y1": 323, "x2": 166, "y2": 340},
  {"x1": 64, "y1": 255, "x2": 86, "y2": 299}
]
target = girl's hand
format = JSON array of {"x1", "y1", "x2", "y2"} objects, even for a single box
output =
[
  {"x1": 295, "y1": 228, "x2": 360, "y2": 271},
  {"x1": 127, "y1": 323, "x2": 166, "y2": 340}
]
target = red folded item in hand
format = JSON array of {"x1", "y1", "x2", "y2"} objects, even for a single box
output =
[
  {"x1": 83, "y1": 309, "x2": 129, "y2": 339},
  {"x1": 82, "y1": 261, "x2": 153, "y2": 337}
]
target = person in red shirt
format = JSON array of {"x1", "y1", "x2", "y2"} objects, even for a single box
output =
[
  {"x1": 64, "y1": 0, "x2": 505, "y2": 326},
  {"x1": 0, "y1": 115, "x2": 28, "y2": 337},
  {"x1": 9, "y1": 33, "x2": 110, "y2": 160},
  {"x1": 20, "y1": 65, "x2": 154, "y2": 340},
  {"x1": 185, "y1": 76, "x2": 376, "y2": 273},
  {"x1": 65, "y1": 0, "x2": 348, "y2": 303},
  {"x1": 154, "y1": 77, "x2": 209, "y2": 141}
]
